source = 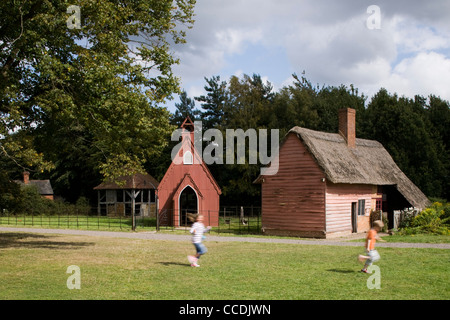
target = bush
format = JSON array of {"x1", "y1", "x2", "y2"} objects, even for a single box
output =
[
  {"x1": 398, "y1": 208, "x2": 418, "y2": 229},
  {"x1": 4, "y1": 184, "x2": 93, "y2": 216},
  {"x1": 399, "y1": 202, "x2": 450, "y2": 235}
]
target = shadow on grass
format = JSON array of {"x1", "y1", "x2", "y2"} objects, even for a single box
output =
[
  {"x1": 0, "y1": 232, "x2": 94, "y2": 250},
  {"x1": 327, "y1": 268, "x2": 358, "y2": 274},
  {"x1": 157, "y1": 261, "x2": 192, "y2": 268}
]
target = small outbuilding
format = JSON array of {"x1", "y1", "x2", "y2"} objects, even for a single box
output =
[
  {"x1": 255, "y1": 108, "x2": 430, "y2": 238},
  {"x1": 157, "y1": 117, "x2": 222, "y2": 227},
  {"x1": 94, "y1": 173, "x2": 158, "y2": 217},
  {"x1": 15, "y1": 171, "x2": 54, "y2": 200}
]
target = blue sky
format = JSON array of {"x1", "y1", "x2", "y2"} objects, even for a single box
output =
[{"x1": 166, "y1": 0, "x2": 450, "y2": 113}]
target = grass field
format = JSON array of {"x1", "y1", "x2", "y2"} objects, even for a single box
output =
[{"x1": 0, "y1": 231, "x2": 448, "y2": 300}]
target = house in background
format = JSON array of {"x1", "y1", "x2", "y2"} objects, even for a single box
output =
[
  {"x1": 94, "y1": 173, "x2": 158, "y2": 217},
  {"x1": 157, "y1": 117, "x2": 222, "y2": 227},
  {"x1": 15, "y1": 171, "x2": 54, "y2": 200},
  {"x1": 255, "y1": 108, "x2": 429, "y2": 238}
]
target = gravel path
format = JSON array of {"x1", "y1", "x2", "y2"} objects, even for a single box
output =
[{"x1": 0, "y1": 226, "x2": 449, "y2": 249}]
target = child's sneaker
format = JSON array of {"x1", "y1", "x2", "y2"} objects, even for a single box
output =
[
  {"x1": 191, "y1": 262, "x2": 200, "y2": 267},
  {"x1": 360, "y1": 268, "x2": 369, "y2": 273},
  {"x1": 187, "y1": 255, "x2": 196, "y2": 264}
]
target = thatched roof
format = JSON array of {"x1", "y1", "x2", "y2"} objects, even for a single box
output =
[
  {"x1": 260, "y1": 126, "x2": 430, "y2": 209},
  {"x1": 291, "y1": 127, "x2": 430, "y2": 209},
  {"x1": 94, "y1": 173, "x2": 159, "y2": 190}
]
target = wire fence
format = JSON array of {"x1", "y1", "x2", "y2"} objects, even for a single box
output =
[{"x1": 0, "y1": 206, "x2": 262, "y2": 235}]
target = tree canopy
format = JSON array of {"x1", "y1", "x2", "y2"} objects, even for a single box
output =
[{"x1": 1, "y1": 0, "x2": 195, "y2": 201}]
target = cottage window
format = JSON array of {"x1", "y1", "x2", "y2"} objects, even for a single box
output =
[
  {"x1": 358, "y1": 199, "x2": 366, "y2": 216},
  {"x1": 376, "y1": 198, "x2": 382, "y2": 211}
]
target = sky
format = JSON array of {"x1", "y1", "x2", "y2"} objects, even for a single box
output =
[{"x1": 167, "y1": 0, "x2": 450, "y2": 113}]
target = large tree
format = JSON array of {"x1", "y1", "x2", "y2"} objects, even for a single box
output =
[
  {"x1": 170, "y1": 90, "x2": 201, "y2": 125},
  {"x1": 195, "y1": 75, "x2": 228, "y2": 131},
  {"x1": 0, "y1": 0, "x2": 195, "y2": 189}
]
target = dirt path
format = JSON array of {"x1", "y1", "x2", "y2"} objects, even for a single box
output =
[{"x1": 0, "y1": 226, "x2": 449, "y2": 249}]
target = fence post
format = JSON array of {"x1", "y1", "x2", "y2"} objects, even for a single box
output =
[
  {"x1": 248, "y1": 206, "x2": 251, "y2": 233},
  {"x1": 217, "y1": 208, "x2": 220, "y2": 235},
  {"x1": 156, "y1": 202, "x2": 159, "y2": 232}
]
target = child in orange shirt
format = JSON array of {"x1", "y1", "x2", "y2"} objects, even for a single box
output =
[{"x1": 359, "y1": 220, "x2": 385, "y2": 273}]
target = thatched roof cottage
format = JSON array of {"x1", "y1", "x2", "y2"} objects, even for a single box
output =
[{"x1": 255, "y1": 108, "x2": 430, "y2": 238}]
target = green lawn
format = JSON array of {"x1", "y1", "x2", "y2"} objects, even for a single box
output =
[
  {"x1": 351, "y1": 233, "x2": 450, "y2": 244},
  {"x1": 0, "y1": 231, "x2": 448, "y2": 300}
]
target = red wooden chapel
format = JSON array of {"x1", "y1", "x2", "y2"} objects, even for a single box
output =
[{"x1": 157, "y1": 117, "x2": 221, "y2": 227}]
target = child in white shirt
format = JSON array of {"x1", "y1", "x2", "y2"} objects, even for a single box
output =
[{"x1": 187, "y1": 215, "x2": 211, "y2": 267}]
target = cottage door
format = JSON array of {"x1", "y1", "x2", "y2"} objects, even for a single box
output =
[
  {"x1": 179, "y1": 186, "x2": 198, "y2": 226},
  {"x1": 351, "y1": 202, "x2": 357, "y2": 233}
]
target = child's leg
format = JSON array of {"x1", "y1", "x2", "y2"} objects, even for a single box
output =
[
  {"x1": 195, "y1": 243, "x2": 207, "y2": 259},
  {"x1": 362, "y1": 250, "x2": 380, "y2": 270}
]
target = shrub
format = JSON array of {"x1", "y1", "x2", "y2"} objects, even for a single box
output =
[
  {"x1": 6, "y1": 184, "x2": 93, "y2": 216},
  {"x1": 399, "y1": 202, "x2": 450, "y2": 235},
  {"x1": 398, "y1": 208, "x2": 418, "y2": 229}
]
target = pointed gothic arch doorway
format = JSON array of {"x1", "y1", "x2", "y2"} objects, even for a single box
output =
[{"x1": 179, "y1": 186, "x2": 198, "y2": 226}]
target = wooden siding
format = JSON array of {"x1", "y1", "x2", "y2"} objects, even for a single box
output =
[
  {"x1": 325, "y1": 183, "x2": 378, "y2": 235},
  {"x1": 261, "y1": 133, "x2": 326, "y2": 237}
]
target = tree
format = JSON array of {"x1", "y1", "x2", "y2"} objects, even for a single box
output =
[
  {"x1": 361, "y1": 89, "x2": 449, "y2": 199},
  {"x1": 0, "y1": 0, "x2": 196, "y2": 187},
  {"x1": 170, "y1": 90, "x2": 201, "y2": 125},
  {"x1": 195, "y1": 75, "x2": 228, "y2": 130}
]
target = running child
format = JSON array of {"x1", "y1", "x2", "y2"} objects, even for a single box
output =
[
  {"x1": 359, "y1": 220, "x2": 385, "y2": 273},
  {"x1": 187, "y1": 215, "x2": 211, "y2": 267}
]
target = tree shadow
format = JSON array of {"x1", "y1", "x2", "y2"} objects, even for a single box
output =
[{"x1": 0, "y1": 232, "x2": 94, "y2": 250}]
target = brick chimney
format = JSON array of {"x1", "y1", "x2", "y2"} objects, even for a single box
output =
[
  {"x1": 338, "y1": 108, "x2": 356, "y2": 148},
  {"x1": 23, "y1": 171, "x2": 30, "y2": 184}
]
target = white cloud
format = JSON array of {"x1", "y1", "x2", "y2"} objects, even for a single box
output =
[
  {"x1": 392, "y1": 16, "x2": 450, "y2": 53},
  {"x1": 383, "y1": 52, "x2": 450, "y2": 100},
  {"x1": 169, "y1": 0, "x2": 450, "y2": 106},
  {"x1": 215, "y1": 28, "x2": 263, "y2": 56}
]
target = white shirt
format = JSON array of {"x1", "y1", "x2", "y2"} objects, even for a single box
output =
[{"x1": 190, "y1": 222, "x2": 207, "y2": 244}]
